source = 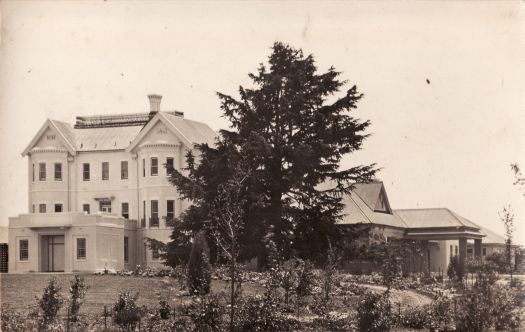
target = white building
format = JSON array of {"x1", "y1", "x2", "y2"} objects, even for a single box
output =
[{"x1": 8, "y1": 95, "x2": 216, "y2": 273}]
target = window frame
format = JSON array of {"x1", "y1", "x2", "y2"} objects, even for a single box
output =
[
  {"x1": 121, "y1": 202, "x2": 129, "y2": 219},
  {"x1": 54, "y1": 203, "x2": 63, "y2": 213},
  {"x1": 101, "y1": 162, "x2": 109, "y2": 181},
  {"x1": 151, "y1": 157, "x2": 158, "y2": 176},
  {"x1": 167, "y1": 199, "x2": 175, "y2": 221},
  {"x1": 124, "y1": 236, "x2": 129, "y2": 263},
  {"x1": 54, "y1": 162, "x2": 62, "y2": 181},
  {"x1": 142, "y1": 158, "x2": 145, "y2": 177},
  {"x1": 150, "y1": 200, "x2": 159, "y2": 227},
  {"x1": 39, "y1": 203, "x2": 47, "y2": 213},
  {"x1": 121, "y1": 161, "x2": 128, "y2": 180},
  {"x1": 39, "y1": 162, "x2": 46, "y2": 181},
  {"x1": 76, "y1": 237, "x2": 87, "y2": 260},
  {"x1": 32, "y1": 163, "x2": 35, "y2": 182},
  {"x1": 83, "y1": 163, "x2": 90, "y2": 181},
  {"x1": 19, "y1": 239, "x2": 29, "y2": 261},
  {"x1": 82, "y1": 204, "x2": 90, "y2": 214},
  {"x1": 166, "y1": 157, "x2": 174, "y2": 176}
]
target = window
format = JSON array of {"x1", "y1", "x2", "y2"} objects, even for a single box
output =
[
  {"x1": 83, "y1": 163, "x2": 90, "y2": 181},
  {"x1": 76, "y1": 238, "x2": 86, "y2": 259},
  {"x1": 151, "y1": 157, "x2": 158, "y2": 176},
  {"x1": 450, "y1": 245, "x2": 453, "y2": 257},
  {"x1": 124, "y1": 237, "x2": 129, "y2": 263},
  {"x1": 39, "y1": 204, "x2": 46, "y2": 213},
  {"x1": 102, "y1": 162, "x2": 109, "y2": 180},
  {"x1": 19, "y1": 239, "x2": 28, "y2": 261},
  {"x1": 483, "y1": 247, "x2": 487, "y2": 256},
  {"x1": 121, "y1": 161, "x2": 128, "y2": 180},
  {"x1": 54, "y1": 163, "x2": 62, "y2": 181},
  {"x1": 39, "y1": 163, "x2": 46, "y2": 181},
  {"x1": 152, "y1": 247, "x2": 160, "y2": 260},
  {"x1": 141, "y1": 200, "x2": 146, "y2": 228},
  {"x1": 32, "y1": 204, "x2": 35, "y2": 213},
  {"x1": 166, "y1": 157, "x2": 174, "y2": 175},
  {"x1": 122, "y1": 202, "x2": 129, "y2": 219},
  {"x1": 167, "y1": 200, "x2": 175, "y2": 221},
  {"x1": 99, "y1": 201, "x2": 111, "y2": 213},
  {"x1": 142, "y1": 158, "x2": 145, "y2": 177},
  {"x1": 150, "y1": 200, "x2": 159, "y2": 227},
  {"x1": 455, "y1": 246, "x2": 458, "y2": 256},
  {"x1": 32, "y1": 164, "x2": 35, "y2": 182},
  {"x1": 54, "y1": 204, "x2": 63, "y2": 213},
  {"x1": 467, "y1": 248, "x2": 473, "y2": 255},
  {"x1": 83, "y1": 204, "x2": 90, "y2": 214}
]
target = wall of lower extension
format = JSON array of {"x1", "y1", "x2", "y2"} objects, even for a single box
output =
[{"x1": 7, "y1": 212, "x2": 136, "y2": 273}]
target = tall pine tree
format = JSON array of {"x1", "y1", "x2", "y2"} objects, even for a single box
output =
[{"x1": 167, "y1": 42, "x2": 376, "y2": 265}]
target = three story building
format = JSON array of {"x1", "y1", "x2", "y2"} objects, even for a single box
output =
[{"x1": 8, "y1": 95, "x2": 216, "y2": 273}]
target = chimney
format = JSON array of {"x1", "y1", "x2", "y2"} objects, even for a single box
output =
[{"x1": 147, "y1": 94, "x2": 162, "y2": 113}]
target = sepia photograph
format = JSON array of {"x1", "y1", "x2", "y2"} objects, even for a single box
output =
[{"x1": 0, "y1": 1, "x2": 524, "y2": 331}]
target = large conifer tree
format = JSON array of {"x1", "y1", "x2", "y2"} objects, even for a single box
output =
[{"x1": 167, "y1": 42, "x2": 376, "y2": 265}]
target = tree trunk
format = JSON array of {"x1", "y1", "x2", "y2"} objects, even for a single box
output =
[{"x1": 230, "y1": 255, "x2": 235, "y2": 332}]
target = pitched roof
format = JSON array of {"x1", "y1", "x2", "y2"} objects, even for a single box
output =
[
  {"x1": 395, "y1": 208, "x2": 480, "y2": 229},
  {"x1": 24, "y1": 111, "x2": 217, "y2": 154},
  {"x1": 338, "y1": 181, "x2": 407, "y2": 228},
  {"x1": 479, "y1": 227, "x2": 506, "y2": 244}
]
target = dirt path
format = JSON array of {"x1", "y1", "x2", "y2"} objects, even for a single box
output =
[{"x1": 361, "y1": 284, "x2": 433, "y2": 307}]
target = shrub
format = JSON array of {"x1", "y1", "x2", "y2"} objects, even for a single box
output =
[
  {"x1": 158, "y1": 299, "x2": 171, "y2": 320},
  {"x1": 427, "y1": 294, "x2": 453, "y2": 331},
  {"x1": 38, "y1": 277, "x2": 63, "y2": 326},
  {"x1": 68, "y1": 275, "x2": 88, "y2": 322},
  {"x1": 187, "y1": 231, "x2": 212, "y2": 295},
  {"x1": 398, "y1": 305, "x2": 428, "y2": 329},
  {"x1": 235, "y1": 293, "x2": 296, "y2": 332},
  {"x1": 491, "y1": 284, "x2": 521, "y2": 330},
  {"x1": 447, "y1": 255, "x2": 464, "y2": 280},
  {"x1": 1, "y1": 306, "x2": 29, "y2": 332},
  {"x1": 185, "y1": 294, "x2": 224, "y2": 332},
  {"x1": 356, "y1": 292, "x2": 391, "y2": 332},
  {"x1": 112, "y1": 291, "x2": 143, "y2": 330}
]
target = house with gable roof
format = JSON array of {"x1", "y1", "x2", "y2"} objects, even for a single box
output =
[{"x1": 8, "y1": 94, "x2": 216, "y2": 273}]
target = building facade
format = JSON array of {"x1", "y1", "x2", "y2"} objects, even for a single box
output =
[{"x1": 8, "y1": 95, "x2": 216, "y2": 273}]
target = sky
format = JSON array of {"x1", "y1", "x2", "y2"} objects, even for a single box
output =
[{"x1": 0, "y1": 1, "x2": 524, "y2": 244}]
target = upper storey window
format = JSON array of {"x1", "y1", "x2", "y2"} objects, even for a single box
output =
[
  {"x1": 151, "y1": 158, "x2": 158, "y2": 176},
  {"x1": 39, "y1": 163, "x2": 46, "y2": 181},
  {"x1": 32, "y1": 164, "x2": 35, "y2": 182},
  {"x1": 102, "y1": 162, "x2": 109, "y2": 180},
  {"x1": 142, "y1": 158, "x2": 146, "y2": 177},
  {"x1": 83, "y1": 163, "x2": 90, "y2": 181},
  {"x1": 54, "y1": 163, "x2": 62, "y2": 181},
  {"x1": 121, "y1": 161, "x2": 128, "y2": 180},
  {"x1": 166, "y1": 157, "x2": 174, "y2": 176}
]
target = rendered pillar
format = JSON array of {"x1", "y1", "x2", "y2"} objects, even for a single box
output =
[
  {"x1": 459, "y1": 238, "x2": 467, "y2": 278},
  {"x1": 474, "y1": 239, "x2": 482, "y2": 258}
]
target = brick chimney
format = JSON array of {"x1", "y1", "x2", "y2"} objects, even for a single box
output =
[{"x1": 147, "y1": 94, "x2": 162, "y2": 113}]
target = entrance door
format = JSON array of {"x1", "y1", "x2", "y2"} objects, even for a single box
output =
[{"x1": 42, "y1": 235, "x2": 65, "y2": 272}]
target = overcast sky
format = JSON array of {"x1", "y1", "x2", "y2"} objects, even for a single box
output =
[{"x1": 1, "y1": 1, "x2": 524, "y2": 243}]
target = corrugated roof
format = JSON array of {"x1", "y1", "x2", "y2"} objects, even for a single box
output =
[
  {"x1": 338, "y1": 183, "x2": 407, "y2": 228},
  {"x1": 162, "y1": 113, "x2": 217, "y2": 146},
  {"x1": 395, "y1": 208, "x2": 480, "y2": 229},
  {"x1": 39, "y1": 112, "x2": 216, "y2": 152}
]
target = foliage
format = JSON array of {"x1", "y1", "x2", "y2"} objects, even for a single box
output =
[
  {"x1": 485, "y1": 252, "x2": 509, "y2": 274},
  {"x1": 447, "y1": 255, "x2": 464, "y2": 280},
  {"x1": 499, "y1": 205, "x2": 515, "y2": 278},
  {"x1": 235, "y1": 293, "x2": 297, "y2": 332},
  {"x1": 68, "y1": 275, "x2": 88, "y2": 322},
  {"x1": 38, "y1": 277, "x2": 64, "y2": 326},
  {"x1": 1, "y1": 306, "x2": 33, "y2": 332},
  {"x1": 187, "y1": 231, "x2": 212, "y2": 295},
  {"x1": 185, "y1": 294, "x2": 224, "y2": 332},
  {"x1": 356, "y1": 292, "x2": 392, "y2": 332},
  {"x1": 112, "y1": 291, "x2": 143, "y2": 330},
  {"x1": 167, "y1": 41, "x2": 377, "y2": 266},
  {"x1": 427, "y1": 294, "x2": 453, "y2": 331},
  {"x1": 491, "y1": 284, "x2": 522, "y2": 330},
  {"x1": 369, "y1": 239, "x2": 412, "y2": 291},
  {"x1": 398, "y1": 305, "x2": 428, "y2": 329},
  {"x1": 158, "y1": 298, "x2": 171, "y2": 320}
]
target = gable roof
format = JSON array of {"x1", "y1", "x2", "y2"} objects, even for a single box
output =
[
  {"x1": 338, "y1": 181, "x2": 407, "y2": 228},
  {"x1": 395, "y1": 208, "x2": 480, "y2": 230},
  {"x1": 23, "y1": 112, "x2": 217, "y2": 155},
  {"x1": 352, "y1": 180, "x2": 392, "y2": 213}
]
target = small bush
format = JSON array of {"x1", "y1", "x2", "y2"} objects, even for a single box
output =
[
  {"x1": 38, "y1": 277, "x2": 63, "y2": 326},
  {"x1": 187, "y1": 231, "x2": 212, "y2": 295},
  {"x1": 398, "y1": 305, "x2": 428, "y2": 329},
  {"x1": 185, "y1": 294, "x2": 224, "y2": 332},
  {"x1": 356, "y1": 292, "x2": 391, "y2": 332},
  {"x1": 447, "y1": 256, "x2": 464, "y2": 280},
  {"x1": 158, "y1": 299, "x2": 171, "y2": 320},
  {"x1": 112, "y1": 291, "x2": 143, "y2": 330},
  {"x1": 235, "y1": 293, "x2": 296, "y2": 332},
  {"x1": 68, "y1": 275, "x2": 88, "y2": 322},
  {"x1": 1, "y1": 306, "x2": 29, "y2": 332},
  {"x1": 427, "y1": 294, "x2": 453, "y2": 331}
]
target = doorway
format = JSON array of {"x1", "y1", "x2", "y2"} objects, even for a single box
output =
[{"x1": 41, "y1": 235, "x2": 65, "y2": 272}]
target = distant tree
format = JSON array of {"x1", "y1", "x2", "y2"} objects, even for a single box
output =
[
  {"x1": 499, "y1": 205, "x2": 515, "y2": 283},
  {"x1": 167, "y1": 41, "x2": 377, "y2": 265},
  {"x1": 511, "y1": 163, "x2": 525, "y2": 195},
  {"x1": 187, "y1": 231, "x2": 212, "y2": 295}
]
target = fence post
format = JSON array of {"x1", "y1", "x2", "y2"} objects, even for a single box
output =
[
  {"x1": 104, "y1": 305, "x2": 107, "y2": 332},
  {"x1": 66, "y1": 307, "x2": 70, "y2": 332},
  {"x1": 398, "y1": 302, "x2": 401, "y2": 324}
]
